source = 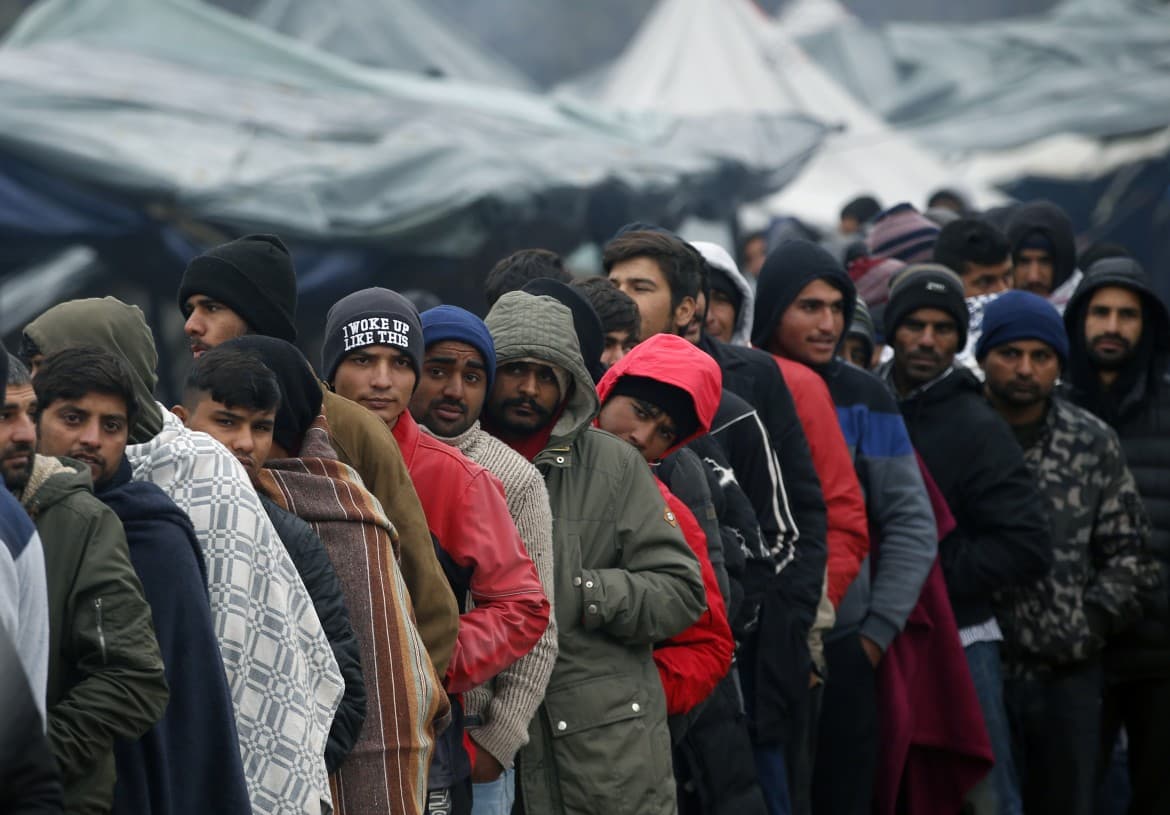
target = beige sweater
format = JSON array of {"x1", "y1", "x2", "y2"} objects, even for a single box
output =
[{"x1": 426, "y1": 420, "x2": 558, "y2": 768}]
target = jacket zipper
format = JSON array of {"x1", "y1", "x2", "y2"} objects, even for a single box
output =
[{"x1": 94, "y1": 597, "x2": 108, "y2": 665}]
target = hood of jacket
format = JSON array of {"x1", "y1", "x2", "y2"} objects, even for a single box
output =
[
  {"x1": 485, "y1": 291, "x2": 599, "y2": 446},
  {"x1": 18, "y1": 454, "x2": 93, "y2": 518},
  {"x1": 23, "y1": 297, "x2": 163, "y2": 444},
  {"x1": 1006, "y1": 201, "x2": 1078, "y2": 290},
  {"x1": 595, "y1": 333, "x2": 723, "y2": 457},
  {"x1": 751, "y1": 239, "x2": 857, "y2": 351},
  {"x1": 1062, "y1": 257, "x2": 1170, "y2": 419},
  {"x1": 691, "y1": 240, "x2": 755, "y2": 347}
]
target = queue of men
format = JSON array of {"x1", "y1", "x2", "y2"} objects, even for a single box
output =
[{"x1": 0, "y1": 194, "x2": 1167, "y2": 815}]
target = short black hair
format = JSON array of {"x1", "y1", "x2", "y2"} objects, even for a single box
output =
[
  {"x1": 571, "y1": 276, "x2": 640, "y2": 338},
  {"x1": 33, "y1": 346, "x2": 139, "y2": 427},
  {"x1": 602, "y1": 230, "x2": 704, "y2": 306},
  {"x1": 6, "y1": 354, "x2": 30, "y2": 388},
  {"x1": 840, "y1": 195, "x2": 882, "y2": 225},
  {"x1": 1078, "y1": 242, "x2": 1131, "y2": 271},
  {"x1": 927, "y1": 188, "x2": 969, "y2": 213},
  {"x1": 485, "y1": 249, "x2": 571, "y2": 307},
  {"x1": 184, "y1": 345, "x2": 281, "y2": 414},
  {"x1": 933, "y1": 218, "x2": 1011, "y2": 275}
]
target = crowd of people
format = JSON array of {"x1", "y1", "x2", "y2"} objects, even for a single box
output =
[{"x1": 0, "y1": 191, "x2": 1167, "y2": 815}]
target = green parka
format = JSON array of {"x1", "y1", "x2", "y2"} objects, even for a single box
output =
[
  {"x1": 18, "y1": 455, "x2": 168, "y2": 814},
  {"x1": 486, "y1": 292, "x2": 706, "y2": 815}
]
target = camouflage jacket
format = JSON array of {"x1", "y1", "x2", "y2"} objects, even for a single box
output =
[{"x1": 995, "y1": 397, "x2": 1152, "y2": 679}]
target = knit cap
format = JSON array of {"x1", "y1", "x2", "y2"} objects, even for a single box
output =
[
  {"x1": 178, "y1": 234, "x2": 298, "y2": 341},
  {"x1": 420, "y1": 305, "x2": 498, "y2": 391},
  {"x1": 606, "y1": 374, "x2": 700, "y2": 441},
  {"x1": 322, "y1": 288, "x2": 423, "y2": 386},
  {"x1": 885, "y1": 263, "x2": 969, "y2": 350},
  {"x1": 866, "y1": 203, "x2": 941, "y2": 265},
  {"x1": 848, "y1": 255, "x2": 906, "y2": 307},
  {"x1": 222, "y1": 336, "x2": 322, "y2": 456},
  {"x1": 975, "y1": 290, "x2": 1069, "y2": 366}
]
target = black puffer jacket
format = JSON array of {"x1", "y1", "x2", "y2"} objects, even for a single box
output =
[
  {"x1": 1063, "y1": 258, "x2": 1170, "y2": 679},
  {"x1": 1006, "y1": 200, "x2": 1079, "y2": 290},
  {"x1": 261, "y1": 497, "x2": 365, "y2": 773}
]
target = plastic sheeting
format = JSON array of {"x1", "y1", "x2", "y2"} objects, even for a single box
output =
[{"x1": 0, "y1": 0, "x2": 825, "y2": 257}]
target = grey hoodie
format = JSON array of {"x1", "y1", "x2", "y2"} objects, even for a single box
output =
[{"x1": 692, "y1": 241, "x2": 755, "y2": 347}]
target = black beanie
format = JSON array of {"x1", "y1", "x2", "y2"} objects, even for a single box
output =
[
  {"x1": 751, "y1": 239, "x2": 856, "y2": 350},
  {"x1": 322, "y1": 288, "x2": 423, "y2": 386},
  {"x1": 522, "y1": 278, "x2": 606, "y2": 384},
  {"x1": 608, "y1": 374, "x2": 699, "y2": 441},
  {"x1": 885, "y1": 263, "x2": 969, "y2": 350},
  {"x1": 221, "y1": 335, "x2": 322, "y2": 456},
  {"x1": 178, "y1": 234, "x2": 298, "y2": 342}
]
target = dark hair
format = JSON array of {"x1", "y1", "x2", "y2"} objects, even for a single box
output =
[
  {"x1": 33, "y1": 346, "x2": 139, "y2": 427},
  {"x1": 840, "y1": 195, "x2": 882, "y2": 225},
  {"x1": 6, "y1": 354, "x2": 30, "y2": 388},
  {"x1": 571, "y1": 276, "x2": 641, "y2": 338},
  {"x1": 933, "y1": 218, "x2": 1011, "y2": 275},
  {"x1": 1078, "y1": 242, "x2": 1131, "y2": 271},
  {"x1": 184, "y1": 345, "x2": 281, "y2": 414},
  {"x1": 927, "y1": 188, "x2": 969, "y2": 213},
  {"x1": 602, "y1": 230, "x2": 704, "y2": 307},
  {"x1": 485, "y1": 249, "x2": 571, "y2": 307}
]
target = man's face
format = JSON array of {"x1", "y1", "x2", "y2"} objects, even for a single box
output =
[
  {"x1": 839, "y1": 216, "x2": 861, "y2": 236},
  {"x1": 36, "y1": 392, "x2": 129, "y2": 488},
  {"x1": 704, "y1": 289, "x2": 738, "y2": 344},
  {"x1": 743, "y1": 236, "x2": 767, "y2": 278},
  {"x1": 177, "y1": 396, "x2": 275, "y2": 482},
  {"x1": 841, "y1": 336, "x2": 873, "y2": 370},
  {"x1": 769, "y1": 279, "x2": 845, "y2": 366},
  {"x1": 409, "y1": 340, "x2": 488, "y2": 437},
  {"x1": 331, "y1": 345, "x2": 417, "y2": 430},
  {"x1": 597, "y1": 395, "x2": 678, "y2": 463},
  {"x1": 609, "y1": 257, "x2": 694, "y2": 340},
  {"x1": 891, "y1": 308, "x2": 960, "y2": 388},
  {"x1": 962, "y1": 259, "x2": 1014, "y2": 298},
  {"x1": 1084, "y1": 286, "x2": 1143, "y2": 370},
  {"x1": 1014, "y1": 249, "x2": 1055, "y2": 296},
  {"x1": 684, "y1": 291, "x2": 706, "y2": 345},
  {"x1": 601, "y1": 329, "x2": 636, "y2": 370},
  {"x1": 0, "y1": 385, "x2": 37, "y2": 491},
  {"x1": 485, "y1": 360, "x2": 562, "y2": 437},
  {"x1": 183, "y1": 295, "x2": 249, "y2": 357},
  {"x1": 981, "y1": 340, "x2": 1060, "y2": 410}
]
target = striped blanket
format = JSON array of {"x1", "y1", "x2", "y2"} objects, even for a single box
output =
[{"x1": 256, "y1": 414, "x2": 447, "y2": 815}]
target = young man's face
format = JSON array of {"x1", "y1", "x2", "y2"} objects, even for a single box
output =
[
  {"x1": 769, "y1": 279, "x2": 845, "y2": 366},
  {"x1": 609, "y1": 257, "x2": 694, "y2": 340},
  {"x1": 601, "y1": 329, "x2": 636, "y2": 370},
  {"x1": 684, "y1": 291, "x2": 706, "y2": 345},
  {"x1": 704, "y1": 289, "x2": 738, "y2": 344},
  {"x1": 183, "y1": 295, "x2": 250, "y2": 357},
  {"x1": 981, "y1": 339, "x2": 1060, "y2": 410},
  {"x1": 891, "y1": 307, "x2": 960, "y2": 389},
  {"x1": 841, "y1": 336, "x2": 873, "y2": 370},
  {"x1": 1013, "y1": 249, "x2": 1055, "y2": 296},
  {"x1": 962, "y1": 259, "x2": 1014, "y2": 298},
  {"x1": 597, "y1": 395, "x2": 678, "y2": 463},
  {"x1": 409, "y1": 340, "x2": 488, "y2": 437},
  {"x1": 1084, "y1": 286, "x2": 1143, "y2": 370},
  {"x1": 175, "y1": 396, "x2": 276, "y2": 481},
  {"x1": 36, "y1": 392, "x2": 130, "y2": 488},
  {"x1": 331, "y1": 345, "x2": 417, "y2": 430},
  {"x1": 0, "y1": 385, "x2": 37, "y2": 491},
  {"x1": 485, "y1": 360, "x2": 562, "y2": 437}
]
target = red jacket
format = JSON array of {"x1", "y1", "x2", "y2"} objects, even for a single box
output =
[
  {"x1": 596, "y1": 334, "x2": 735, "y2": 715},
  {"x1": 773, "y1": 356, "x2": 869, "y2": 608},
  {"x1": 393, "y1": 411, "x2": 549, "y2": 694}
]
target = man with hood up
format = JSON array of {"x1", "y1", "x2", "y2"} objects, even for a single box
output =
[
  {"x1": 754, "y1": 239, "x2": 938, "y2": 815},
  {"x1": 1006, "y1": 201, "x2": 1081, "y2": 308},
  {"x1": 1062, "y1": 257, "x2": 1170, "y2": 815},
  {"x1": 22, "y1": 297, "x2": 345, "y2": 815},
  {"x1": 176, "y1": 234, "x2": 459, "y2": 680},
  {"x1": 690, "y1": 241, "x2": 754, "y2": 347},
  {"x1": 484, "y1": 290, "x2": 706, "y2": 815}
]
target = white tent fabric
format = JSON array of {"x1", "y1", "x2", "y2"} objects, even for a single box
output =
[{"x1": 564, "y1": 0, "x2": 1003, "y2": 226}]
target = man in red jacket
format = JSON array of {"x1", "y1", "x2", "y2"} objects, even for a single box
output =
[{"x1": 322, "y1": 287, "x2": 550, "y2": 815}]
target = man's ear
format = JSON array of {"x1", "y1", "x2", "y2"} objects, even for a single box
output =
[
  {"x1": 673, "y1": 295, "x2": 697, "y2": 332},
  {"x1": 170, "y1": 404, "x2": 189, "y2": 424}
]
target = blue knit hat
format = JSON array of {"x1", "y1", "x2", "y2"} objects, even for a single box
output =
[
  {"x1": 420, "y1": 305, "x2": 498, "y2": 391},
  {"x1": 975, "y1": 290, "x2": 1068, "y2": 366}
]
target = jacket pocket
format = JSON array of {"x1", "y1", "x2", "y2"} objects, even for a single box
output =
[{"x1": 543, "y1": 674, "x2": 672, "y2": 814}]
